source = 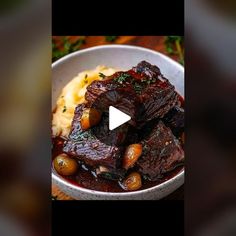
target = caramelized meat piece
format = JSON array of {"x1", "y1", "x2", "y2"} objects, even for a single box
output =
[
  {"x1": 85, "y1": 61, "x2": 178, "y2": 127},
  {"x1": 136, "y1": 121, "x2": 184, "y2": 181},
  {"x1": 163, "y1": 106, "x2": 184, "y2": 136},
  {"x1": 132, "y1": 60, "x2": 162, "y2": 79},
  {"x1": 86, "y1": 72, "x2": 140, "y2": 126},
  {"x1": 92, "y1": 112, "x2": 128, "y2": 146},
  {"x1": 139, "y1": 82, "x2": 178, "y2": 123},
  {"x1": 63, "y1": 104, "x2": 126, "y2": 169},
  {"x1": 85, "y1": 72, "x2": 134, "y2": 104},
  {"x1": 136, "y1": 61, "x2": 179, "y2": 122}
]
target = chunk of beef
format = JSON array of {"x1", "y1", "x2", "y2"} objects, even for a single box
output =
[
  {"x1": 136, "y1": 121, "x2": 184, "y2": 181},
  {"x1": 91, "y1": 110, "x2": 129, "y2": 146},
  {"x1": 63, "y1": 104, "x2": 125, "y2": 169},
  {"x1": 85, "y1": 61, "x2": 178, "y2": 127},
  {"x1": 139, "y1": 82, "x2": 179, "y2": 123},
  {"x1": 132, "y1": 60, "x2": 162, "y2": 79},
  {"x1": 135, "y1": 61, "x2": 179, "y2": 123},
  {"x1": 163, "y1": 106, "x2": 184, "y2": 136},
  {"x1": 137, "y1": 118, "x2": 159, "y2": 141},
  {"x1": 86, "y1": 72, "x2": 140, "y2": 126},
  {"x1": 85, "y1": 72, "x2": 134, "y2": 104}
]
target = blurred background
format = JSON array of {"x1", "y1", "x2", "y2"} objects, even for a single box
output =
[
  {"x1": 51, "y1": 35, "x2": 185, "y2": 200},
  {"x1": 0, "y1": 0, "x2": 235, "y2": 235},
  {"x1": 0, "y1": 0, "x2": 51, "y2": 236},
  {"x1": 52, "y1": 36, "x2": 184, "y2": 64},
  {"x1": 185, "y1": 0, "x2": 236, "y2": 235}
]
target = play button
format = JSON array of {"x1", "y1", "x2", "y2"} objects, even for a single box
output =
[
  {"x1": 109, "y1": 106, "x2": 131, "y2": 131},
  {"x1": 88, "y1": 88, "x2": 144, "y2": 146}
]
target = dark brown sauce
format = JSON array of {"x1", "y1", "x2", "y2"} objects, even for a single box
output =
[{"x1": 52, "y1": 136, "x2": 184, "y2": 193}]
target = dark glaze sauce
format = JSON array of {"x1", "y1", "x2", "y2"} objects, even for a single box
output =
[
  {"x1": 52, "y1": 137, "x2": 183, "y2": 192},
  {"x1": 52, "y1": 107, "x2": 184, "y2": 193}
]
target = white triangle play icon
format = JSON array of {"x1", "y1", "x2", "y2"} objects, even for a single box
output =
[{"x1": 109, "y1": 106, "x2": 131, "y2": 131}]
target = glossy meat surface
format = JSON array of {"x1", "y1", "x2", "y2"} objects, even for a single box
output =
[
  {"x1": 163, "y1": 106, "x2": 184, "y2": 136},
  {"x1": 85, "y1": 61, "x2": 178, "y2": 126},
  {"x1": 137, "y1": 121, "x2": 184, "y2": 180},
  {"x1": 63, "y1": 104, "x2": 125, "y2": 169}
]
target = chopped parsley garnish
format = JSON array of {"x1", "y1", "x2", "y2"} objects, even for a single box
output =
[
  {"x1": 114, "y1": 73, "x2": 151, "y2": 93},
  {"x1": 98, "y1": 72, "x2": 106, "y2": 79},
  {"x1": 114, "y1": 73, "x2": 130, "y2": 84},
  {"x1": 105, "y1": 36, "x2": 118, "y2": 42},
  {"x1": 133, "y1": 82, "x2": 143, "y2": 94},
  {"x1": 150, "y1": 77, "x2": 157, "y2": 83},
  {"x1": 141, "y1": 78, "x2": 153, "y2": 85},
  {"x1": 114, "y1": 72, "x2": 160, "y2": 94},
  {"x1": 52, "y1": 36, "x2": 86, "y2": 62},
  {"x1": 62, "y1": 106, "x2": 67, "y2": 113},
  {"x1": 84, "y1": 74, "x2": 88, "y2": 83}
]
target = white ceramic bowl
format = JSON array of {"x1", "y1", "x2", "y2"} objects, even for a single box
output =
[{"x1": 52, "y1": 45, "x2": 184, "y2": 200}]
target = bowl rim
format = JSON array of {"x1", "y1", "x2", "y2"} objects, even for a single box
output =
[
  {"x1": 52, "y1": 168, "x2": 184, "y2": 196},
  {"x1": 52, "y1": 44, "x2": 184, "y2": 196}
]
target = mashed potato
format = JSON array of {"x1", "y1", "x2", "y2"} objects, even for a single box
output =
[{"x1": 52, "y1": 66, "x2": 117, "y2": 138}]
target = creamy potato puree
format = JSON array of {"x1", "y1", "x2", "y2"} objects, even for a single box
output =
[{"x1": 52, "y1": 66, "x2": 118, "y2": 138}]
